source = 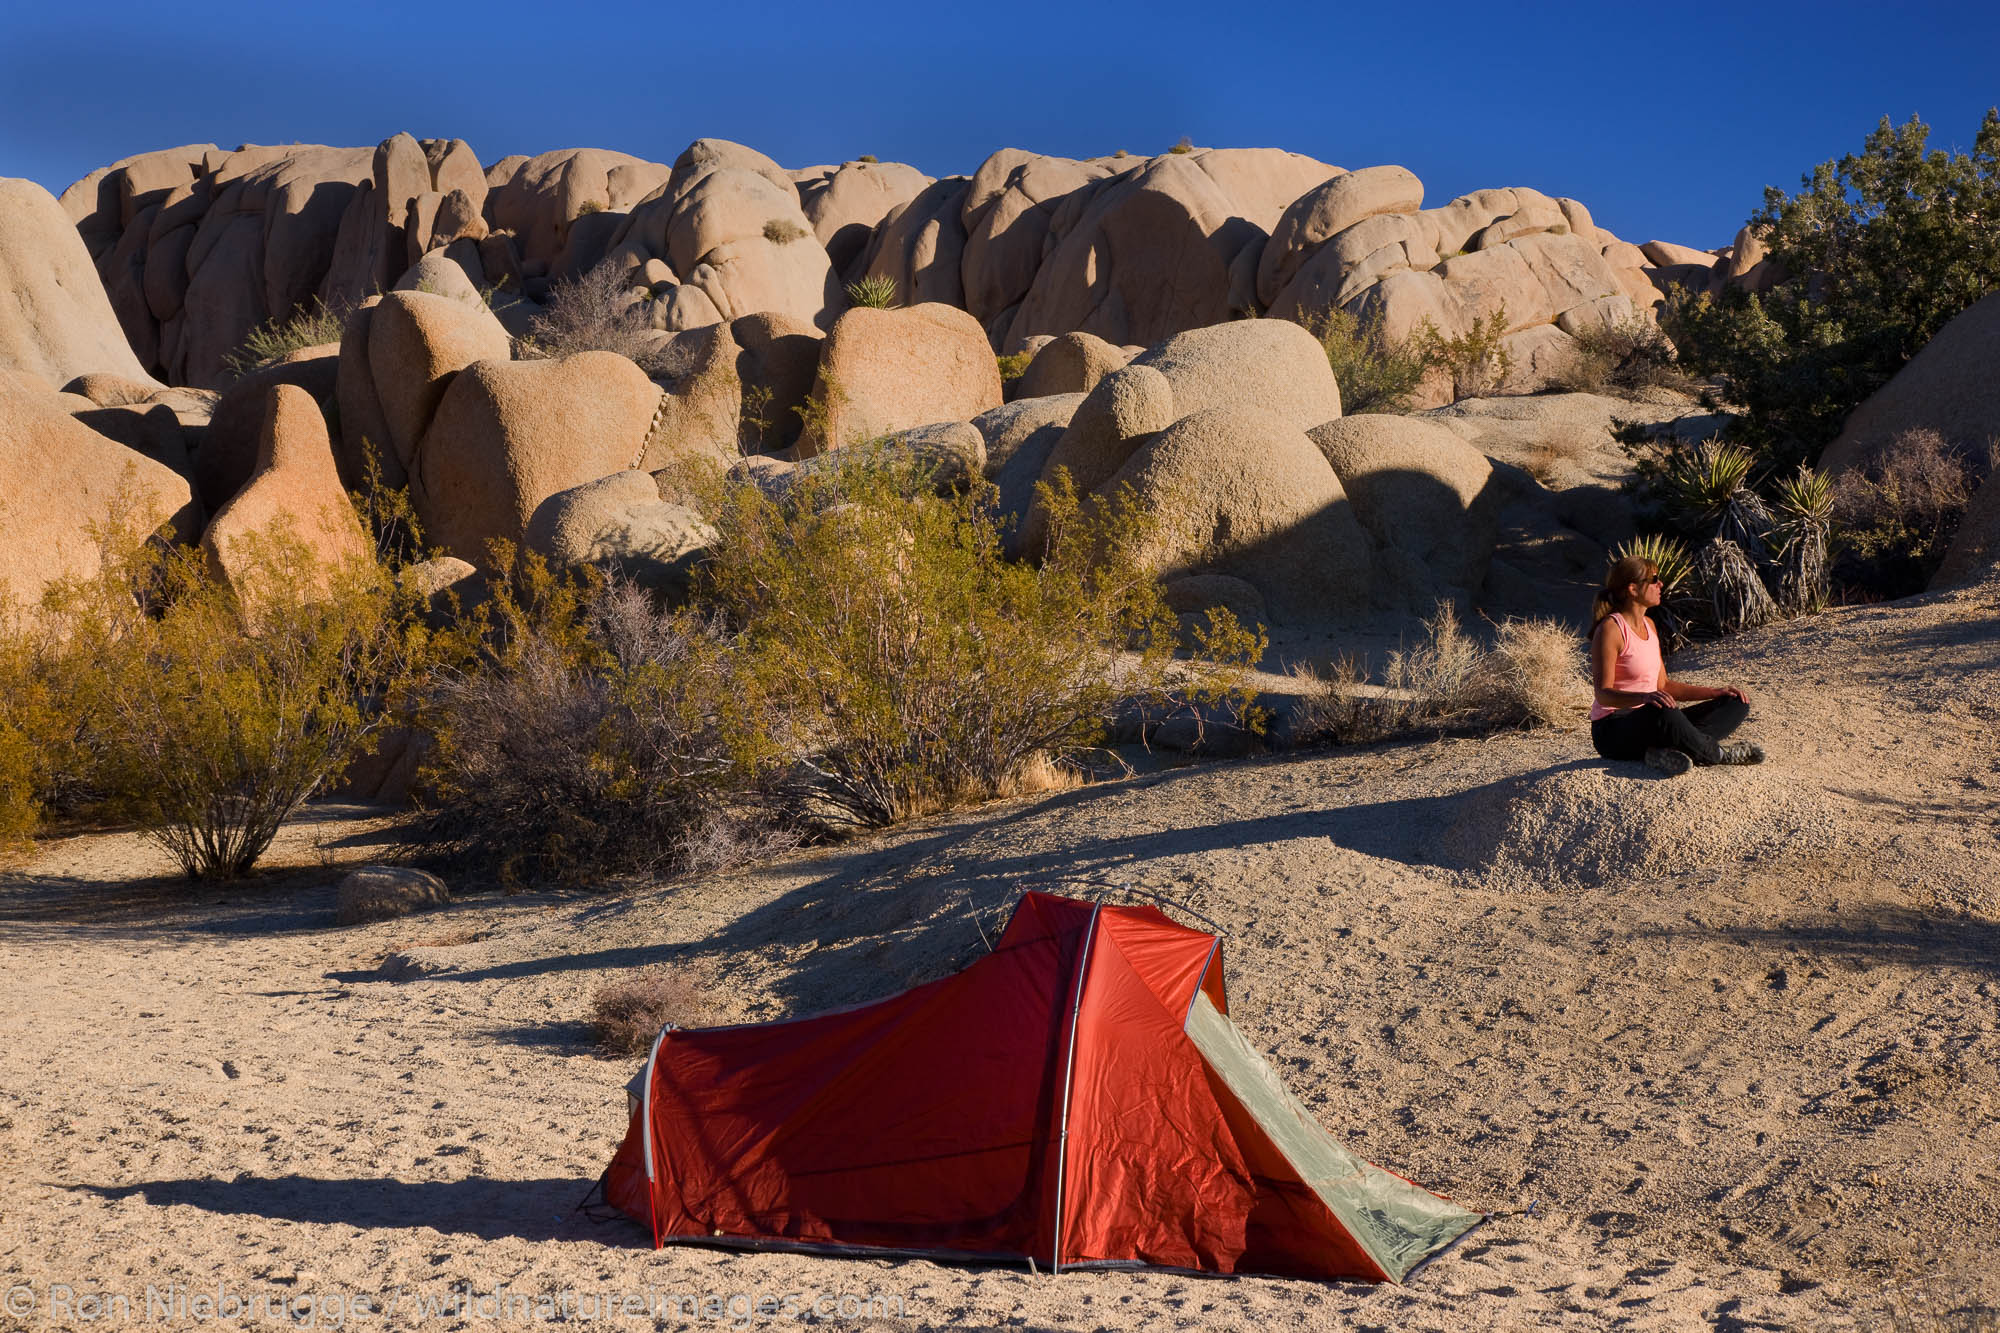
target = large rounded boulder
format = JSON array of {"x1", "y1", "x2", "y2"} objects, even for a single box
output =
[
  {"x1": 798, "y1": 303, "x2": 1002, "y2": 456},
  {"x1": 366, "y1": 289, "x2": 514, "y2": 473},
  {"x1": 1308, "y1": 414, "x2": 1501, "y2": 603},
  {"x1": 1103, "y1": 405, "x2": 1370, "y2": 621},
  {"x1": 1130, "y1": 318, "x2": 1341, "y2": 432},
  {"x1": 201, "y1": 385, "x2": 370, "y2": 601},
  {"x1": 525, "y1": 469, "x2": 715, "y2": 601},
  {"x1": 0, "y1": 371, "x2": 197, "y2": 610},
  {"x1": 414, "y1": 351, "x2": 661, "y2": 565},
  {"x1": 0, "y1": 178, "x2": 163, "y2": 391}
]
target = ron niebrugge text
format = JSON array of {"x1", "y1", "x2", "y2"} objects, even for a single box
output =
[{"x1": 3, "y1": 1281, "x2": 908, "y2": 1326}]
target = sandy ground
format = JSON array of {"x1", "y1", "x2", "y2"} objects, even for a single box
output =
[{"x1": 3, "y1": 576, "x2": 1998, "y2": 1332}]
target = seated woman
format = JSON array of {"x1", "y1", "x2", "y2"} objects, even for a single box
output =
[{"x1": 1589, "y1": 554, "x2": 1764, "y2": 776}]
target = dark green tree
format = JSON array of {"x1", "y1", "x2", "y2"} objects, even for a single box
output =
[{"x1": 1666, "y1": 109, "x2": 2000, "y2": 466}]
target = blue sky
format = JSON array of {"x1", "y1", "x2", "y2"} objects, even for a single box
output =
[{"x1": 3, "y1": 0, "x2": 1996, "y2": 248}]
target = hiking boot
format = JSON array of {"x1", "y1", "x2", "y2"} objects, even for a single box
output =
[
  {"x1": 1718, "y1": 741, "x2": 1765, "y2": 766},
  {"x1": 1644, "y1": 747, "x2": 1692, "y2": 777}
]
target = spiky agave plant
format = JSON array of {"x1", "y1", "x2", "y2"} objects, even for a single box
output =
[
  {"x1": 1612, "y1": 532, "x2": 1698, "y2": 647},
  {"x1": 844, "y1": 274, "x2": 898, "y2": 309},
  {"x1": 1661, "y1": 438, "x2": 1773, "y2": 558},
  {"x1": 1771, "y1": 464, "x2": 1835, "y2": 613}
]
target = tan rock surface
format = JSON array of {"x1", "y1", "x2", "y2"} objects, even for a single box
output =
[
  {"x1": 1013, "y1": 330, "x2": 1131, "y2": 399},
  {"x1": 200, "y1": 384, "x2": 370, "y2": 599},
  {"x1": 1131, "y1": 318, "x2": 1341, "y2": 431},
  {"x1": 366, "y1": 290, "x2": 513, "y2": 473},
  {"x1": 1820, "y1": 290, "x2": 2000, "y2": 477},
  {"x1": 1104, "y1": 405, "x2": 1369, "y2": 620},
  {"x1": 414, "y1": 351, "x2": 659, "y2": 564},
  {"x1": 800, "y1": 303, "x2": 1002, "y2": 456},
  {"x1": 0, "y1": 372, "x2": 197, "y2": 609},
  {"x1": 0, "y1": 178, "x2": 162, "y2": 390},
  {"x1": 198, "y1": 345, "x2": 341, "y2": 512}
]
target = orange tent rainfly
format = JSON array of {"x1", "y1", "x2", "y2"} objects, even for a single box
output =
[{"x1": 601, "y1": 891, "x2": 1482, "y2": 1281}]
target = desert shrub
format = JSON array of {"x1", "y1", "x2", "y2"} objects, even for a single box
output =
[
  {"x1": 224, "y1": 298, "x2": 348, "y2": 378},
  {"x1": 1300, "y1": 305, "x2": 1434, "y2": 414},
  {"x1": 1168, "y1": 136, "x2": 1194, "y2": 155},
  {"x1": 1289, "y1": 604, "x2": 1580, "y2": 745},
  {"x1": 53, "y1": 521, "x2": 417, "y2": 878},
  {"x1": 517, "y1": 261, "x2": 663, "y2": 373},
  {"x1": 762, "y1": 217, "x2": 809, "y2": 245},
  {"x1": 1664, "y1": 109, "x2": 2000, "y2": 467},
  {"x1": 845, "y1": 274, "x2": 898, "y2": 309},
  {"x1": 996, "y1": 351, "x2": 1032, "y2": 383},
  {"x1": 1555, "y1": 316, "x2": 1689, "y2": 396},
  {"x1": 591, "y1": 969, "x2": 706, "y2": 1055},
  {"x1": 1830, "y1": 428, "x2": 1991, "y2": 598},
  {"x1": 857, "y1": 154, "x2": 878, "y2": 164},
  {"x1": 701, "y1": 454, "x2": 1263, "y2": 827},
  {"x1": 419, "y1": 558, "x2": 789, "y2": 885},
  {"x1": 1414, "y1": 304, "x2": 1514, "y2": 400}
]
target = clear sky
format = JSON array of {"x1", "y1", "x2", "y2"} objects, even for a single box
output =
[{"x1": 4, "y1": 0, "x2": 1996, "y2": 249}]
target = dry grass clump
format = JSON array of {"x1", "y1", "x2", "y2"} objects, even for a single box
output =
[
  {"x1": 762, "y1": 218, "x2": 809, "y2": 245},
  {"x1": 516, "y1": 261, "x2": 664, "y2": 374},
  {"x1": 590, "y1": 969, "x2": 706, "y2": 1056},
  {"x1": 1289, "y1": 604, "x2": 1582, "y2": 745},
  {"x1": 224, "y1": 298, "x2": 348, "y2": 378},
  {"x1": 1525, "y1": 432, "x2": 1594, "y2": 485}
]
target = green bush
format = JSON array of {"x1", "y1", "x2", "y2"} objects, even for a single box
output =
[
  {"x1": 1664, "y1": 109, "x2": 2000, "y2": 466},
  {"x1": 1414, "y1": 303, "x2": 1514, "y2": 400},
  {"x1": 996, "y1": 351, "x2": 1033, "y2": 383},
  {"x1": 1299, "y1": 305, "x2": 1434, "y2": 414},
  {"x1": 700, "y1": 453, "x2": 1263, "y2": 827},
  {"x1": 762, "y1": 218, "x2": 809, "y2": 245}
]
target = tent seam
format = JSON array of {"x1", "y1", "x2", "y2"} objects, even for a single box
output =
[{"x1": 1049, "y1": 902, "x2": 1101, "y2": 1276}]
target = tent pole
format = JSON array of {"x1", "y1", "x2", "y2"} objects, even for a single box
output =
[
  {"x1": 639, "y1": 1025, "x2": 669, "y2": 1248},
  {"x1": 1048, "y1": 903, "x2": 1101, "y2": 1276}
]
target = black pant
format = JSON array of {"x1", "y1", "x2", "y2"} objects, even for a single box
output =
[{"x1": 1591, "y1": 697, "x2": 1748, "y2": 765}]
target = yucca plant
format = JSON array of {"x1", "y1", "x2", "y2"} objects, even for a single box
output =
[
  {"x1": 1660, "y1": 438, "x2": 1773, "y2": 557},
  {"x1": 1771, "y1": 464, "x2": 1835, "y2": 613},
  {"x1": 845, "y1": 274, "x2": 898, "y2": 310},
  {"x1": 1612, "y1": 533, "x2": 1698, "y2": 647}
]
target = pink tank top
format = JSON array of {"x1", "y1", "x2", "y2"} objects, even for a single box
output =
[{"x1": 1589, "y1": 612, "x2": 1662, "y2": 721}]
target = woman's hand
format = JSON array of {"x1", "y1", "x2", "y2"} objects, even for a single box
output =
[
  {"x1": 1647, "y1": 689, "x2": 1678, "y2": 710},
  {"x1": 1720, "y1": 685, "x2": 1748, "y2": 704}
]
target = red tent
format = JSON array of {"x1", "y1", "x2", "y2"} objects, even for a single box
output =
[{"x1": 602, "y1": 891, "x2": 1480, "y2": 1281}]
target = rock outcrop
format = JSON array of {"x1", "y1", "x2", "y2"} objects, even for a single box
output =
[
  {"x1": 2, "y1": 178, "x2": 163, "y2": 390},
  {"x1": 797, "y1": 303, "x2": 1002, "y2": 455},
  {"x1": 414, "y1": 351, "x2": 659, "y2": 564},
  {"x1": 1819, "y1": 290, "x2": 2000, "y2": 479},
  {"x1": 200, "y1": 384, "x2": 370, "y2": 599},
  {"x1": 0, "y1": 371, "x2": 198, "y2": 609}
]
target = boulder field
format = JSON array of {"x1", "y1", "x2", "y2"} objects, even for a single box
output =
[
  {"x1": 50, "y1": 134, "x2": 1767, "y2": 396},
  {"x1": 6, "y1": 132, "x2": 1995, "y2": 617}
]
